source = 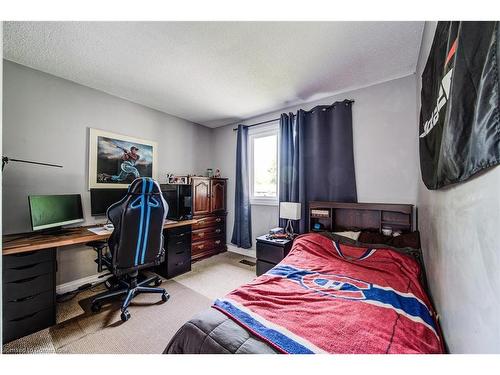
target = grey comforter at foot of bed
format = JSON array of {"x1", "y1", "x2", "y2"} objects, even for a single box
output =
[{"x1": 164, "y1": 308, "x2": 279, "y2": 354}]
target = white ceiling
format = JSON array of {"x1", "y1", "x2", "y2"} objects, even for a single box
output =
[{"x1": 3, "y1": 22, "x2": 424, "y2": 127}]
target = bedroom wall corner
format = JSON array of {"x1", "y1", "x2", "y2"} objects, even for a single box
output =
[
  {"x1": 213, "y1": 74, "x2": 420, "y2": 249},
  {"x1": 416, "y1": 21, "x2": 500, "y2": 353}
]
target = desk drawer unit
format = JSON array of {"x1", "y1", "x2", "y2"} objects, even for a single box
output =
[
  {"x1": 156, "y1": 225, "x2": 192, "y2": 279},
  {"x1": 2, "y1": 248, "x2": 56, "y2": 343}
]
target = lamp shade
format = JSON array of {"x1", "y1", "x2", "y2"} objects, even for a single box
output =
[{"x1": 280, "y1": 202, "x2": 301, "y2": 220}]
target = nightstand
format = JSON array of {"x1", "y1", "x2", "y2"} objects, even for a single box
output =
[{"x1": 256, "y1": 234, "x2": 294, "y2": 276}]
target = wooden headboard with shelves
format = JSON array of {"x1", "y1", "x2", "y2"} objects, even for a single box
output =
[{"x1": 308, "y1": 201, "x2": 415, "y2": 233}]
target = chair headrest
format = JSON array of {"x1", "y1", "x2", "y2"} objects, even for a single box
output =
[{"x1": 127, "y1": 177, "x2": 162, "y2": 195}]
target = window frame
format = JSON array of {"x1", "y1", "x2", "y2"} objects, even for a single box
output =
[{"x1": 248, "y1": 121, "x2": 280, "y2": 206}]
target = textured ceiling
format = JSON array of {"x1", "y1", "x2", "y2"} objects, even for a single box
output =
[{"x1": 3, "y1": 21, "x2": 424, "y2": 127}]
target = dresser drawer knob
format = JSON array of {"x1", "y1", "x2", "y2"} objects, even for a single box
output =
[
  {"x1": 215, "y1": 240, "x2": 221, "y2": 245},
  {"x1": 215, "y1": 229, "x2": 221, "y2": 233}
]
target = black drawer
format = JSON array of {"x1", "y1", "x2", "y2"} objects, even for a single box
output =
[
  {"x1": 170, "y1": 243, "x2": 191, "y2": 260},
  {"x1": 3, "y1": 290, "x2": 54, "y2": 320},
  {"x1": 167, "y1": 235, "x2": 191, "y2": 250},
  {"x1": 156, "y1": 238, "x2": 191, "y2": 279},
  {"x1": 166, "y1": 225, "x2": 192, "y2": 237},
  {"x1": 167, "y1": 256, "x2": 191, "y2": 278},
  {"x1": 156, "y1": 250, "x2": 191, "y2": 279},
  {"x1": 256, "y1": 260, "x2": 276, "y2": 276},
  {"x1": 3, "y1": 249, "x2": 55, "y2": 268},
  {"x1": 3, "y1": 260, "x2": 54, "y2": 283},
  {"x1": 3, "y1": 307, "x2": 56, "y2": 344},
  {"x1": 256, "y1": 242, "x2": 290, "y2": 264},
  {"x1": 169, "y1": 242, "x2": 191, "y2": 258},
  {"x1": 3, "y1": 273, "x2": 55, "y2": 301}
]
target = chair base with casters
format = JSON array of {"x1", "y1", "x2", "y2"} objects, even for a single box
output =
[{"x1": 90, "y1": 271, "x2": 169, "y2": 322}]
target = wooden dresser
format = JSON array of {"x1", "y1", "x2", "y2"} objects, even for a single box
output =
[{"x1": 190, "y1": 177, "x2": 227, "y2": 260}]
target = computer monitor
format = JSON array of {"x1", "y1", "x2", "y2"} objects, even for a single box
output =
[
  {"x1": 90, "y1": 189, "x2": 128, "y2": 216},
  {"x1": 29, "y1": 194, "x2": 84, "y2": 231}
]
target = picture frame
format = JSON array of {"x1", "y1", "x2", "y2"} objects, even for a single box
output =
[{"x1": 88, "y1": 128, "x2": 158, "y2": 189}]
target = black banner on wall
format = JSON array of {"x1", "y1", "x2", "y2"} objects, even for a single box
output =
[{"x1": 419, "y1": 21, "x2": 500, "y2": 190}]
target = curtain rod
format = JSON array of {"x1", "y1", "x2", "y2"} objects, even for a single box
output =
[{"x1": 232, "y1": 99, "x2": 354, "y2": 131}]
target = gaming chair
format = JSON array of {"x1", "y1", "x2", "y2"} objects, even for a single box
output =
[{"x1": 90, "y1": 177, "x2": 170, "y2": 322}]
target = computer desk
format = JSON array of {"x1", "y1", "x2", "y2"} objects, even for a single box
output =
[
  {"x1": 2, "y1": 219, "x2": 198, "y2": 255},
  {"x1": 1, "y1": 219, "x2": 197, "y2": 343}
]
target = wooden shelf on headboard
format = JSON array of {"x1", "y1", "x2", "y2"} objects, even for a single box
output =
[{"x1": 308, "y1": 201, "x2": 414, "y2": 233}]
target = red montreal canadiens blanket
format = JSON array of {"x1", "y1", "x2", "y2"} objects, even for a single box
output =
[{"x1": 213, "y1": 233, "x2": 444, "y2": 354}]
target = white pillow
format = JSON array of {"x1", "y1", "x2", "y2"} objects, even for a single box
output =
[{"x1": 332, "y1": 231, "x2": 361, "y2": 241}]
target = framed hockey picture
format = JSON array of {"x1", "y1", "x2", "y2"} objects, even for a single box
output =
[{"x1": 88, "y1": 128, "x2": 158, "y2": 189}]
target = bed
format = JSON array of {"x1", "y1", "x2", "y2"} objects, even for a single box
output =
[{"x1": 164, "y1": 203, "x2": 444, "y2": 354}]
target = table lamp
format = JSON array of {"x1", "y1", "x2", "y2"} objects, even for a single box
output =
[{"x1": 280, "y1": 202, "x2": 301, "y2": 236}]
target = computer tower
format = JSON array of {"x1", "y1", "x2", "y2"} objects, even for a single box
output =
[{"x1": 160, "y1": 184, "x2": 192, "y2": 220}]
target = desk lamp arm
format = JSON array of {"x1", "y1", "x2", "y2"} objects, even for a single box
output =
[{"x1": 2, "y1": 156, "x2": 63, "y2": 171}]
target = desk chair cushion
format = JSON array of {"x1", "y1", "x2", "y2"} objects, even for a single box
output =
[{"x1": 107, "y1": 177, "x2": 168, "y2": 274}]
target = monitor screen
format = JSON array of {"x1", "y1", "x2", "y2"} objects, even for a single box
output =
[
  {"x1": 29, "y1": 194, "x2": 84, "y2": 231},
  {"x1": 90, "y1": 189, "x2": 128, "y2": 216}
]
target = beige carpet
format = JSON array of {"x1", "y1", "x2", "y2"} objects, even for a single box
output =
[{"x1": 2, "y1": 251, "x2": 256, "y2": 354}]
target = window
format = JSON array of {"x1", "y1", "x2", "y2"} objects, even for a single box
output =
[{"x1": 248, "y1": 122, "x2": 279, "y2": 205}]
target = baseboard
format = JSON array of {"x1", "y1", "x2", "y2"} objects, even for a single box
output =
[
  {"x1": 56, "y1": 272, "x2": 109, "y2": 295},
  {"x1": 227, "y1": 243, "x2": 256, "y2": 259}
]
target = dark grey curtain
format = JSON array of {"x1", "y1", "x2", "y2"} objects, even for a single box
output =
[
  {"x1": 279, "y1": 100, "x2": 357, "y2": 233},
  {"x1": 279, "y1": 112, "x2": 299, "y2": 228},
  {"x1": 231, "y1": 124, "x2": 252, "y2": 248}
]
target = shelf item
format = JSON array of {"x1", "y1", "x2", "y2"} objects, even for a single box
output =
[{"x1": 311, "y1": 209, "x2": 330, "y2": 218}]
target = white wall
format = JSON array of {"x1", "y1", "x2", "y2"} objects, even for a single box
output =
[
  {"x1": 416, "y1": 22, "x2": 500, "y2": 353},
  {"x1": 213, "y1": 74, "x2": 420, "y2": 247},
  {"x1": 2, "y1": 60, "x2": 213, "y2": 285}
]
